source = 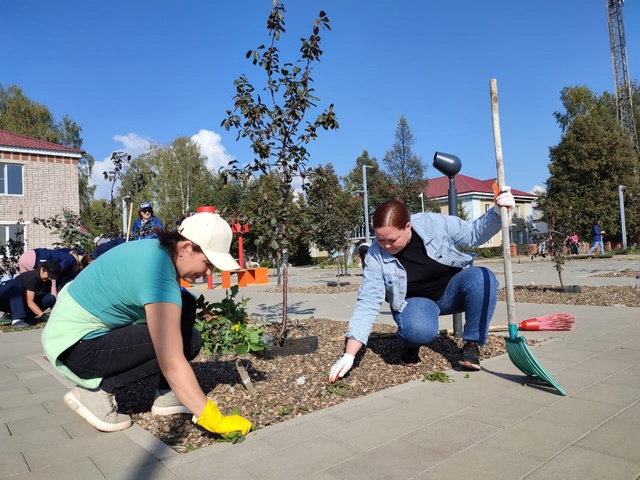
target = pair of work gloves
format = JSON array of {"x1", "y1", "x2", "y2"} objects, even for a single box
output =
[
  {"x1": 193, "y1": 399, "x2": 252, "y2": 436},
  {"x1": 329, "y1": 185, "x2": 516, "y2": 384}
]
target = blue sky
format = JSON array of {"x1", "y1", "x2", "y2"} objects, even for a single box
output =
[{"x1": 4, "y1": 1, "x2": 639, "y2": 200}]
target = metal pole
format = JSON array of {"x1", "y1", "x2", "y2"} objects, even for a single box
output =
[
  {"x1": 419, "y1": 192, "x2": 424, "y2": 212},
  {"x1": 619, "y1": 185, "x2": 627, "y2": 249},
  {"x1": 122, "y1": 196, "x2": 130, "y2": 236},
  {"x1": 447, "y1": 176, "x2": 462, "y2": 337},
  {"x1": 362, "y1": 165, "x2": 372, "y2": 243}
]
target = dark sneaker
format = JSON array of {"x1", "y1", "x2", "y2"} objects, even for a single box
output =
[
  {"x1": 151, "y1": 390, "x2": 191, "y2": 415},
  {"x1": 400, "y1": 347, "x2": 421, "y2": 366},
  {"x1": 458, "y1": 342, "x2": 481, "y2": 370},
  {"x1": 64, "y1": 386, "x2": 132, "y2": 432}
]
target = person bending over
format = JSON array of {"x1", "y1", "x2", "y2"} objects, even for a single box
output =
[
  {"x1": 0, "y1": 260, "x2": 60, "y2": 328},
  {"x1": 42, "y1": 212, "x2": 250, "y2": 435},
  {"x1": 329, "y1": 187, "x2": 515, "y2": 382}
]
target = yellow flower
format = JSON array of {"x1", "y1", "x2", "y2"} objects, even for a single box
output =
[{"x1": 232, "y1": 324, "x2": 241, "y2": 333}]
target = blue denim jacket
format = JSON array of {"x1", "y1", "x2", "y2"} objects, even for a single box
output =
[{"x1": 346, "y1": 210, "x2": 502, "y2": 344}]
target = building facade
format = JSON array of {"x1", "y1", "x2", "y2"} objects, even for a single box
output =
[
  {"x1": 426, "y1": 174, "x2": 537, "y2": 247},
  {"x1": 0, "y1": 129, "x2": 83, "y2": 249}
]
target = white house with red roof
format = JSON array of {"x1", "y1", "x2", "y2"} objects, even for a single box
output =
[
  {"x1": 426, "y1": 174, "x2": 537, "y2": 247},
  {"x1": 0, "y1": 129, "x2": 84, "y2": 249}
]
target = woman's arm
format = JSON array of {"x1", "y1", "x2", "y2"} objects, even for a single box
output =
[
  {"x1": 145, "y1": 302, "x2": 208, "y2": 417},
  {"x1": 24, "y1": 289, "x2": 45, "y2": 317}
]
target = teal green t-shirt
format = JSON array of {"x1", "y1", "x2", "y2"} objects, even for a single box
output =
[{"x1": 68, "y1": 239, "x2": 182, "y2": 338}]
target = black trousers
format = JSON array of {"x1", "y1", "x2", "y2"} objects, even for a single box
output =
[{"x1": 59, "y1": 291, "x2": 202, "y2": 393}]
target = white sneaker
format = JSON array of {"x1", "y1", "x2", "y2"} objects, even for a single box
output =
[
  {"x1": 151, "y1": 390, "x2": 191, "y2": 416},
  {"x1": 10, "y1": 320, "x2": 30, "y2": 329},
  {"x1": 64, "y1": 386, "x2": 132, "y2": 432}
]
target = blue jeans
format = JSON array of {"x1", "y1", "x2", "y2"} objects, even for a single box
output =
[
  {"x1": 588, "y1": 240, "x2": 605, "y2": 254},
  {"x1": 391, "y1": 266, "x2": 498, "y2": 347},
  {"x1": 0, "y1": 281, "x2": 56, "y2": 320}
]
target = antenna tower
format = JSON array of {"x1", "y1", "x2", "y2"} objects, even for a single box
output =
[{"x1": 607, "y1": 0, "x2": 638, "y2": 150}]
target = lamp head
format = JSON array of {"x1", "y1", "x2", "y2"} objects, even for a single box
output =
[{"x1": 433, "y1": 152, "x2": 462, "y2": 177}]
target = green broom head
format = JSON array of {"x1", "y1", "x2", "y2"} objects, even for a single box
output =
[{"x1": 505, "y1": 331, "x2": 567, "y2": 396}]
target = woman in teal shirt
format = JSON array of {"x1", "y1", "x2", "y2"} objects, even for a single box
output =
[{"x1": 42, "y1": 212, "x2": 251, "y2": 436}]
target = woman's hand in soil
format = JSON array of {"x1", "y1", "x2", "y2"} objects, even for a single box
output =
[{"x1": 329, "y1": 353, "x2": 355, "y2": 383}]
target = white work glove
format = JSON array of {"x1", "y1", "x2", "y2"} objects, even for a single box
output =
[
  {"x1": 493, "y1": 186, "x2": 515, "y2": 217},
  {"x1": 329, "y1": 353, "x2": 355, "y2": 383}
]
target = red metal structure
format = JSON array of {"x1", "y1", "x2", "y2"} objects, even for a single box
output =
[{"x1": 231, "y1": 220, "x2": 249, "y2": 269}]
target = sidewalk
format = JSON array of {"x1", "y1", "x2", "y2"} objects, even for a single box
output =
[{"x1": 1, "y1": 258, "x2": 639, "y2": 479}]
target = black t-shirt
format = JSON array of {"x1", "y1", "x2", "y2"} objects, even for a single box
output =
[
  {"x1": 13, "y1": 269, "x2": 50, "y2": 296},
  {"x1": 394, "y1": 228, "x2": 461, "y2": 301}
]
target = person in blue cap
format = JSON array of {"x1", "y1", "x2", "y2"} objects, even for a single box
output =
[{"x1": 131, "y1": 201, "x2": 164, "y2": 240}]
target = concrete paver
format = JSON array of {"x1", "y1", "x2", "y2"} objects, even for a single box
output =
[{"x1": 1, "y1": 257, "x2": 639, "y2": 479}]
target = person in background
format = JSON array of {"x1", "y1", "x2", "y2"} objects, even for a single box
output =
[
  {"x1": 131, "y1": 201, "x2": 164, "y2": 240},
  {"x1": 587, "y1": 220, "x2": 606, "y2": 255},
  {"x1": 91, "y1": 237, "x2": 126, "y2": 260},
  {"x1": 42, "y1": 212, "x2": 251, "y2": 436},
  {"x1": 565, "y1": 233, "x2": 579, "y2": 255},
  {"x1": 329, "y1": 187, "x2": 515, "y2": 382},
  {"x1": 0, "y1": 260, "x2": 60, "y2": 328},
  {"x1": 18, "y1": 248, "x2": 87, "y2": 297}
]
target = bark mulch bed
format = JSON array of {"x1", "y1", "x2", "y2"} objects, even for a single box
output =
[
  {"x1": 127, "y1": 280, "x2": 640, "y2": 452},
  {"x1": 125, "y1": 318, "x2": 515, "y2": 452}
]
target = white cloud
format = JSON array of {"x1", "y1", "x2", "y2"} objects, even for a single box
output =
[
  {"x1": 530, "y1": 185, "x2": 546, "y2": 195},
  {"x1": 191, "y1": 129, "x2": 235, "y2": 172},
  {"x1": 112, "y1": 133, "x2": 150, "y2": 157},
  {"x1": 90, "y1": 130, "x2": 235, "y2": 200},
  {"x1": 90, "y1": 133, "x2": 151, "y2": 200}
]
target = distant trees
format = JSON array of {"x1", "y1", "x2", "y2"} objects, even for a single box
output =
[
  {"x1": 119, "y1": 137, "x2": 216, "y2": 227},
  {"x1": 382, "y1": 116, "x2": 430, "y2": 212},
  {"x1": 305, "y1": 164, "x2": 360, "y2": 258},
  {"x1": 540, "y1": 85, "x2": 640, "y2": 243},
  {"x1": 0, "y1": 84, "x2": 95, "y2": 218}
]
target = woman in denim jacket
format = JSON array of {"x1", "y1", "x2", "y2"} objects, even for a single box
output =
[{"x1": 329, "y1": 187, "x2": 515, "y2": 381}]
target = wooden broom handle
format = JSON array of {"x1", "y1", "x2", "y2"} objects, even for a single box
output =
[{"x1": 490, "y1": 78, "x2": 517, "y2": 327}]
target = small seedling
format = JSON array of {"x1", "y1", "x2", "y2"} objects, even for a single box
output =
[
  {"x1": 220, "y1": 431, "x2": 246, "y2": 444},
  {"x1": 423, "y1": 371, "x2": 453, "y2": 383},
  {"x1": 280, "y1": 406, "x2": 292, "y2": 416},
  {"x1": 326, "y1": 380, "x2": 346, "y2": 395}
]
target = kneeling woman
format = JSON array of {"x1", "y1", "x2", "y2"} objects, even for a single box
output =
[
  {"x1": 329, "y1": 188, "x2": 514, "y2": 382},
  {"x1": 42, "y1": 212, "x2": 251, "y2": 435}
]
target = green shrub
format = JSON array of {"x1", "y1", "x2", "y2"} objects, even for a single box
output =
[{"x1": 194, "y1": 286, "x2": 265, "y2": 357}]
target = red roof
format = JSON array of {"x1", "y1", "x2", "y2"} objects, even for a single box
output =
[
  {"x1": 426, "y1": 174, "x2": 535, "y2": 199},
  {"x1": 0, "y1": 129, "x2": 84, "y2": 155}
]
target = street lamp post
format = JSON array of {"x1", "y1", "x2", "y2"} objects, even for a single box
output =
[
  {"x1": 419, "y1": 192, "x2": 425, "y2": 212},
  {"x1": 433, "y1": 152, "x2": 463, "y2": 337},
  {"x1": 362, "y1": 165, "x2": 373, "y2": 243},
  {"x1": 619, "y1": 185, "x2": 627, "y2": 249}
]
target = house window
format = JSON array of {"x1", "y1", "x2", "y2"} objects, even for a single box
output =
[
  {"x1": 0, "y1": 223, "x2": 24, "y2": 253},
  {"x1": 0, "y1": 163, "x2": 24, "y2": 195}
]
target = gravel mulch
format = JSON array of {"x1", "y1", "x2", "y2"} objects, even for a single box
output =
[
  {"x1": 124, "y1": 318, "x2": 517, "y2": 452},
  {"x1": 499, "y1": 284, "x2": 640, "y2": 307},
  {"x1": 8, "y1": 274, "x2": 638, "y2": 452}
]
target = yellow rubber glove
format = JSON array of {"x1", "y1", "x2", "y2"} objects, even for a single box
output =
[{"x1": 193, "y1": 399, "x2": 252, "y2": 435}]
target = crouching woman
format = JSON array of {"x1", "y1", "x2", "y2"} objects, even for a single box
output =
[{"x1": 42, "y1": 212, "x2": 251, "y2": 435}]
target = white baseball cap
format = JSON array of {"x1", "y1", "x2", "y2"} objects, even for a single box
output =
[{"x1": 177, "y1": 212, "x2": 241, "y2": 271}]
